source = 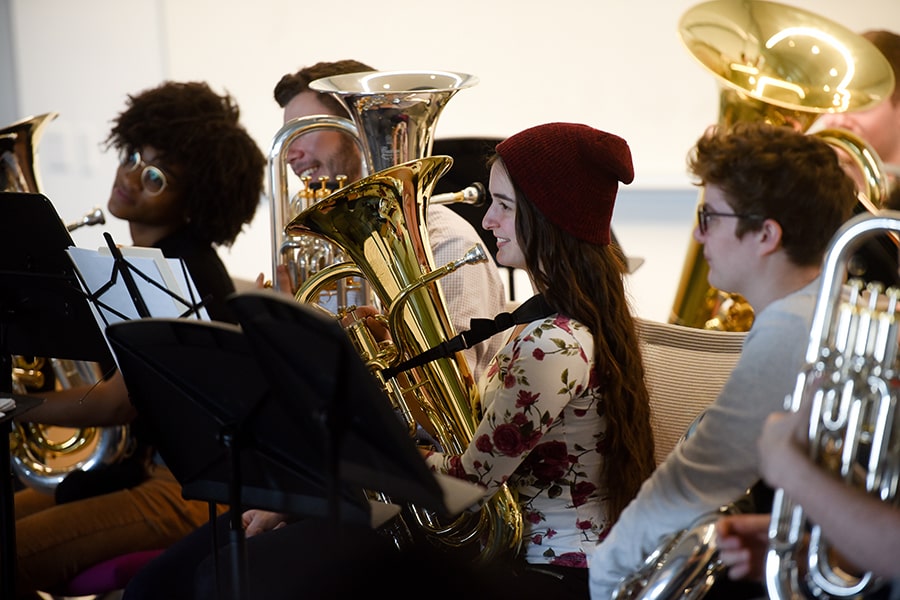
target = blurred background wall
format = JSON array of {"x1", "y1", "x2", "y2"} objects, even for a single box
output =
[{"x1": 2, "y1": 0, "x2": 898, "y2": 321}]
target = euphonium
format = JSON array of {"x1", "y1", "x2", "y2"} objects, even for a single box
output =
[
  {"x1": 268, "y1": 113, "x2": 370, "y2": 310},
  {"x1": 11, "y1": 358, "x2": 131, "y2": 495},
  {"x1": 283, "y1": 70, "x2": 522, "y2": 562},
  {"x1": 2, "y1": 112, "x2": 130, "y2": 494},
  {"x1": 767, "y1": 211, "x2": 900, "y2": 600},
  {"x1": 671, "y1": 0, "x2": 896, "y2": 332}
]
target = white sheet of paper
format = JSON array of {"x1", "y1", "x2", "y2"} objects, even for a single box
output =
[{"x1": 66, "y1": 245, "x2": 209, "y2": 363}]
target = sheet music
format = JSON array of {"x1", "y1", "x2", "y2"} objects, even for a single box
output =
[{"x1": 67, "y1": 245, "x2": 209, "y2": 361}]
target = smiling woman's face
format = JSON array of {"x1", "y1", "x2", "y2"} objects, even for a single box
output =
[{"x1": 484, "y1": 159, "x2": 526, "y2": 270}]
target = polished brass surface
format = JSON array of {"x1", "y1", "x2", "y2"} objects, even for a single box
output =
[
  {"x1": 11, "y1": 359, "x2": 132, "y2": 495},
  {"x1": 277, "y1": 69, "x2": 520, "y2": 561},
  {"x1": 289, "y1": 156, "x2": 523, "y2": 562},
  {"x1": 267, "y1": 114, "x2": 367, "y2": 306},
  {"x1": 0, "y1": 112, "x2": 57, "y2": 193},
  {"x1": 308, "y1": 70, "x2": 478, "y2": 173},
  {"x1": 671, "y1": 0, "x2": 896, "y2": 331},
  {"x1": 767, "y1": 212, "x2": 900, "y2": 599}
]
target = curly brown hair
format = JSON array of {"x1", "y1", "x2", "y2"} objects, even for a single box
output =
[
  {"x1": 273, "y1": 60, "x2": 374, "y2": 114},
  {"x1": 688, "y1": 121, "x2": 857, "y2": 266},
  {"x1": 510, "y1": 172, "x2": 656, "y2": 523},
  {"x1": 104, "y1": 81, "x2": 265, "y2": 246}
]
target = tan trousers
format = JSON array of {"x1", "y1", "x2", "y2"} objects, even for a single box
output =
[{"x1": 13, "y1": 464, "x2": 225, "y2": 598}]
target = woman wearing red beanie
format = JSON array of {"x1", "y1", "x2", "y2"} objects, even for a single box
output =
[{"x1": 422, "y1": 122, "x2": 656, "y2": 598}]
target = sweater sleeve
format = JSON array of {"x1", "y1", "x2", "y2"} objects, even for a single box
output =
[
  {"x1": 589, "y1": 287, "x2": 816, "y2": 599},
  {"x1": 424, "y1": 317, "x2": 593, "y2": 501}
]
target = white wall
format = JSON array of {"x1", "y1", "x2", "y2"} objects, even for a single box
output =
[{"x1": 6, "y1": 0, "x2": 900, "y2": 321}]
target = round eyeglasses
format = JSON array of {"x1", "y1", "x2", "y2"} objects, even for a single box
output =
[
  {"x1": 118, "y1": 148, "x2": 171, "y2": 195},
  {"x1": 696, "y1": 203, "x2": 764, "y2": 235}
]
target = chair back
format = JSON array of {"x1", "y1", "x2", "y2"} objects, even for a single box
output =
[{"x1": 636, "y1": 318, "x2": 746, "y2": 465}]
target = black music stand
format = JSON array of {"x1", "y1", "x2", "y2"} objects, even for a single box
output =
[
  {"x1": 104, "y1": 317, "x2": 373, "y2": 600},
  {"x1": 226, "y1": 291, "x2": 461, "y2": 518},
  {"x1": 0, "y1": 192, "x2": 114, "y2": 599}
]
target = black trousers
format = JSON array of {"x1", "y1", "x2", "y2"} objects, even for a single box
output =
[{"x1": 124, "y1": 512, "x2": 590, "y2": 600}]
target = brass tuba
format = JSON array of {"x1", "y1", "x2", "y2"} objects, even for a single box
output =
[
  {"x1": 2, "y1": 112, "x2": 130, "y2": 494},
  {"x1": 767, "y1": 211, "x2": 900, "y2": 600},
  {"x1": 0, "y1": 112, "x2": 57, "y2": 193},
  {"x1": 670, "y1": 0, "x2": 896, "y2": 332},
  {"x1": 284, "y1": 70, "x2": 522, "y2": 562}
]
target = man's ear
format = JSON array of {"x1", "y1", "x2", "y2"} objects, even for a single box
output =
[{"x1": 757, "y1": 218, "x2": 783, "y2": 256}]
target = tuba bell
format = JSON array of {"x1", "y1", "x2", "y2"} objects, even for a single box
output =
[
  {"x1": 670, "y1": 0, "x2": 896, "y2": 332},
  {"x1": 281, "y1": 70, "x2": 523, "y2": 563},
  {"x1": 766, "y1": 211, "x2": 900, "y2": 600},
  {"x1": 2, "y1": 112, "x2": 130, "y2": 494},
  {"x1": 0, "y1": 112, "x2": 57, "y2": 193}
]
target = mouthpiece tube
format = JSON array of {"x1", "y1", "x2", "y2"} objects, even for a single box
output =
[{"x1": 430, "y1": 182, "x2": 486, "y2": 206}]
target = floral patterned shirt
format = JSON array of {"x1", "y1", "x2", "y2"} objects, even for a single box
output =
[{"x1": 424, "y1": 313, "x2": 610, "y2": 568}]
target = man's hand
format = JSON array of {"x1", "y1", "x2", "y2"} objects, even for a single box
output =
[
  {"x1": 242, "y1": 509, "x2": 289, "y2": 538},
  {"x1": 255, "y1": 264, "x2": 294, "y2": 297},
  {"x1": 715, "y1": 513, "x2": 770, "y2": 581}
]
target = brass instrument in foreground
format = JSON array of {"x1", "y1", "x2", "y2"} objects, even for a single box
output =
[
  {"x1": 767, "y1": 211, "x2": 900, "y2": 600},
  {"x1": 289, "y1": 156, "x2": 522, "y2": 563},
  {"x1": 282, "y1": 70, "x2": 522, "y2": 562},
  {"x1": 671, "y1": 0, "x2": 895, "y2": 332},
  {"x1": 11, "y1": 358, "x2": 130, "y2": 495},
  {"x1": 2, "y1": 112, "x2": 130, "y2": 494}
]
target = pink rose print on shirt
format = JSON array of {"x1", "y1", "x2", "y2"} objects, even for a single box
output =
[
  {"x1": 549, "y1": 552, "x2": 587, "y2": 568},
  {"x1": 492, "y1": 422, "x2": 528, "y2": 456},
  {"x1": 571, "y1": 481, "x2": 597, "y2": 507},
  {"x1": 523, "y1": 440, "x2": 572, "y2": 484}
]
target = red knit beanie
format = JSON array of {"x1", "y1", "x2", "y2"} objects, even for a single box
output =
[{"x1": 495, "y1": 122, "x2": 634, "y2": 245}]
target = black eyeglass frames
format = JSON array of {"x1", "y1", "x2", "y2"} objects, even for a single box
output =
[
  {"x1": 696, "y1": 203, "x2": 764, "y2": 235},
  {"x1": 118, "y1": 148, "x2": 171, "y2": 195}
]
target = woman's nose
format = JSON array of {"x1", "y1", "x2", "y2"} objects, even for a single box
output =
[{"x1": 481, "y1": 213, "x2": 494, "y2": 231}]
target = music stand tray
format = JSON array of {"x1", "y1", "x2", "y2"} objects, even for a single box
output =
[
  {"x1": 227, "y1": 291, "x2": 469, "y2": 517},
  {"x1": 0, "y1": 192, "x2": 112, "y2": 363},
  {"x1": 104, "y1": 317, "x2": 371, "y2": 521}
]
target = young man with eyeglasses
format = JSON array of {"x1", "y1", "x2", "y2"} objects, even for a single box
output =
[
  {"x1": 588, "y1": 121, "x2": 858, "y2": 600},
  {"x1": 13, "y1": 80, "x2": 265, "y2": 598}
]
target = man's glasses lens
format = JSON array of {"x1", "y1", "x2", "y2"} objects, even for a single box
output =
[
  {"x1": 697, "y1": 204, "x2": 763, "y2": 234},
  {"x1": 698, "y1": 206, "x2": 710, "y2": 234}
]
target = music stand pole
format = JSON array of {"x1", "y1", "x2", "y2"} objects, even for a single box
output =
[
  {"x1": 0, "y1": 348, "x2": 43, "y2": 599},
  {"x1": 1, "y1": 192, "x2": 116, "y2": 598},
  {"x1": 221, "y1": 429, "x2": 250, "y2": 600},
  {"x1": 1, "y1": 348, "x2": 14, "y2": 600}
]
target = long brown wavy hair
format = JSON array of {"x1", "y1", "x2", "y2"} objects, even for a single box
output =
[{"x1": 511, "y1": 173, "x2": 656, "y2": 522}]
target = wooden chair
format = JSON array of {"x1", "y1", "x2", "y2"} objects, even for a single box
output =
[{"x1": 635, "y1": 318, "x2": 747, "y2": 466}]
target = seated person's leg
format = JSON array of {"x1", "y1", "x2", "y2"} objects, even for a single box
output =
[{"x1": 124, "y1": 513, "x2": 230, "y2": 600}]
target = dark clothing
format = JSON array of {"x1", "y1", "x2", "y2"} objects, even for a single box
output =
[
  {"x1": 155, "y1": 227, "x2": 237, "y2": 324},
  {"x1": 124, "y1": 513, "x2": 586, "y2": 600},
  {"x1": 55, "y1": 228, "x2": 236, "y2": 504}
]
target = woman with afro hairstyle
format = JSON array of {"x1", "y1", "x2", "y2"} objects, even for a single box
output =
[{"x1": 12, "y1": 80, "x2": 264, "y2": 599}]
